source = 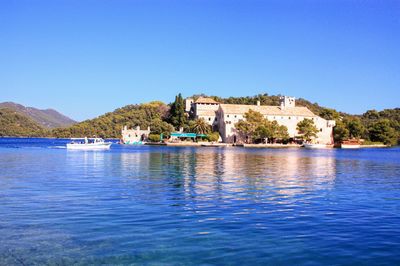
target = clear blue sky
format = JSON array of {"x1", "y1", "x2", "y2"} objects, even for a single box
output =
[{"x1": 1, "y1": 0, "x2": 399, "y2": 121}]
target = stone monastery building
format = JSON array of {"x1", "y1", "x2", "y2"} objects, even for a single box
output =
[{"x1": 185, "y1": 96, "x2": 336, "y2": 144}]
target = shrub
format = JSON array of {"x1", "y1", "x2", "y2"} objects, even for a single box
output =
[
  {"x1": 148, "y1": 134, "x2": 161, "y2": 142},
  {"x1": 207, "y1": 131, "x2": 220, "y2": 142}
]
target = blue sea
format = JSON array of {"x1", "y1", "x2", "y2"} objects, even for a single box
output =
[{"x1": 0, "y1": 138, "x2": 399, "y2": 265}]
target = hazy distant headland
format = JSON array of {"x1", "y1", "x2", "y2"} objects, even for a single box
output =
[{"x1": 0, "y1": 93, "x2": 398, "y2": 145}]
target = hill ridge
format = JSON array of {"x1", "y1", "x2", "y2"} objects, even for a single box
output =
[{"x1": 0, "y1": 102, "x2": 77, "y2": 129}]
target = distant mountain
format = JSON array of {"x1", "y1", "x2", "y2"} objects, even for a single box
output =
[
  {"x1": 0, "y1": 108, "x2": 47, "y2": 137},
  {"x1": 0, "y1": 102, "x2": 76, "y2": 128}
]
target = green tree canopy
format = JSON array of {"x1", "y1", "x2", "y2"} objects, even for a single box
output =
[
  {"x1": 189, "y1": 118, "x2": 211, "y2": 135},
  {"x1": 235, "y1": 109, "x2": 265, "y2": 143},
  {"x1": 333, "y1": 120, "x2": 349, "y2": 142},
  {"x1": 296, "y1": 118, "x2": 319, "y2": 141},
  {"x1": 169, "y1": 93, "x2": 187, "y2": 129},
  {"x1": 368, "y1": 119, "x2": 397, "y2": 145},
  {"x1": 207, "y1": 131, "x2": 220, "y2": 142},
  {"x1": 344, "y1": 117, "x2": 365, "y2": 139},
  {"x1": 235, "y1": 109, "x2": 289, "y2": 143},
  {"x1": 150, "y1": 118, "x2": 175, "y2": 138}
]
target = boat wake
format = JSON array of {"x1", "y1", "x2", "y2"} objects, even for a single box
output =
[{"x1": 50, "y1": 146, "x2": 67, "y2": 149}]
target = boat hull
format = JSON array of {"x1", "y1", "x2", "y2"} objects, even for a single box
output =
[
  {"x1": 66, "y1": 143, "x2": 112, "y2": 150},
  {"x1": 341, "y1": 144, "x2": 361, "y2": 149},
  {"x1": 303, "y1": 143, "x2": 334, "y2": 149}
]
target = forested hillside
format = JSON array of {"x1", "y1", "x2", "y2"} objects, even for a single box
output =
[
  {"x1": 51, "y1": 101, "x2": 173, "y2": 138},
  {"x1": 0, "y1": 108, "x2": 49, "y2": 137},
  {"x1": 0, "y1": 102, "x2": 76, "y2": 128}
]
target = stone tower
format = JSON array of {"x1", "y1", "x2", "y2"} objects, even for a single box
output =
[{"x1": 279, "y1": 96, "x2": 295, "y2": 109}]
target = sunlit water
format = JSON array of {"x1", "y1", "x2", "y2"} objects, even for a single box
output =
[{"x1": 0, "y1": 138, "x2": 399, "y2": 265}]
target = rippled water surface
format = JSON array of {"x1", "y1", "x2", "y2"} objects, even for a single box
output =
[{"x1": 0, "y1": 138, "x2": 400, "y2": 265}]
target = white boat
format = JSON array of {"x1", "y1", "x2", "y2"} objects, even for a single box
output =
[
  {"x1": 303, "y1": 143, "x2": 334, "y2": 149},
  {"x1": 66, "y1": 137, "x2": 112, "y2": 150},
  {"x1": 340, "y1": 139, "x2": 361, "y2": 149}
]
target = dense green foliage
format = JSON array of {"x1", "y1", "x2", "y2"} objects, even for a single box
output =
[
  {"x1": 235, "y1": 109, "x2": 289, "y2": 143},
  {"x1": 188, "y1": 118, "x2": 211, "y2": 135},
  {"x1": 52, "y1": 101, "x2": 172, "y2": 138},
  {"x1": 148, "y1": 134, "x2": 161, "y2": 142},
  {"x1": 0, "y1": 108, "x2": 49, "y2": 137},
  {"x1": 367, "y1": 119, "x2": 397, "y2": 145},
  {"x1": 206, "y1": 131, "x2": 220, "y2": 142},
  {"x1": 168, "y1": 93, "x2": 187, "y2": 130},
  {"x1": 254, "y1": 120, "x2": 289, "y2": 142},
  {"x1": 296, "y1": 118, "x2": 319, "y2": 141}
]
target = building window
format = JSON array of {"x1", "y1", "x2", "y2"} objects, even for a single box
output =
[
  {"x1": 234, "y1": 115, "x2": 237, "y2": 118},
  {"x1": 208, "y1": 117, "x2": 211, "y2": 121},
  {"x1": 227, "y1": 115, "x2": 230, "y2": 118},
  {"x1": 320, "y1": 128, "x2": 323, "y2": 132},
  {"x1": 289, "y1": 117, "x2": 291, "y2": 119}
]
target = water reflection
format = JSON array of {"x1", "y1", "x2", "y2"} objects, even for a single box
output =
[
  {"x1": 2, "y1": 143, "x2": 400, "y2": 265},
  {"x1": 116, "y1": 148, "x2": 336, "y2": 201}
]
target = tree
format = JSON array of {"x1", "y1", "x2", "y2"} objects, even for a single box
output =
[
  {"x1": 148, "y1": 134, "x2": 161, "y2": 142},
  {"x1": 150, "y1": 118, "x2": 174, "y2": 138},
  {"x1": 344, "y1": 117, "x2": 365, "y2": 139},
  {"x1": 254, "y1": 120, "x2": 289, "y2": 143},
  {"x1": 207, "y1": 131, "x2": 220, "y2": 142},
  {"x1": 276, "y1": 123, "x2": 290, "y2": 141},
  {"x1": 333, "y1": 120, "x2": 349, "y2": 142},
  {"x1": 368, "y1": 119, "x2": 397, "y2": 145},
  {"x1": 235, "y1": 109, "x2": 289, "y2": 143},
  {"x1": 169, "y1": 93, "x2": 187, "y2": 129},
  {"x1": 189, "y1": 118, "x2": 211, "y2": 134},
  {"x1": 319, "y1": 108, "x2": 340, "y2": 121},
  {"x1": 235, "y1": 109, "x2": 265, "y2": 143},
  {"x1": 363, "y1": 110, "x2": 380, "y2": 120},
  {"x1": 296, "y1": 118, "x2": 319, "y2": 141}
]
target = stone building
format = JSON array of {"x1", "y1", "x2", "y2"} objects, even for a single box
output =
[
  {"x1": 121, "y1": 125, "x2": 151, "y2": 144},
  {"x1": 185, "y1": 96, "x2": 335, "y2": 144},
  {"x1": 186, "y1": 97, "x2": 220, "y2": 130}
]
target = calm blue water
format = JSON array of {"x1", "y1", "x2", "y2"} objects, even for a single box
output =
[{"x1": 0, "y1": 138, "x2": 399, "y2": 265}]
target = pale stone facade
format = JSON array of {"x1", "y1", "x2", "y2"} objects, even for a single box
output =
[
  {"x1": 121, "y1": 125, "x2": 151, "y2": 144},
  {"x1": 186, "y1": 96, "x2": 336, "y2": 144},
  {"x1": 186, "y1": 97, "x2": 220, "y2": 129}
]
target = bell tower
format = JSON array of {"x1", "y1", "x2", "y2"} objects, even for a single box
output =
[{"x1": 279, "y1": 96, "x2": 295, "y2": 109}]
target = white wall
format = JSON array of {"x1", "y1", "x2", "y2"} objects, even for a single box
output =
[{"x1": 219, "y1": 112, "x2": 335, "y2": 144}]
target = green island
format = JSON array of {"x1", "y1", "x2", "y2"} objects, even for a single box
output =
[{"x1": 0, "y1": 93, "x2": 399, "y2": 146}]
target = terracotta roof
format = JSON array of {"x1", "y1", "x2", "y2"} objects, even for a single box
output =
[
  {"x1": 196, "y1": 110, "x2": 217, "y2": 116},
  {"x1": 194, "y1": 97, "x2": 219, "y2": 104},
  {"x1": 219, "y1": 104, "x2": 317, "y2": 117}
]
